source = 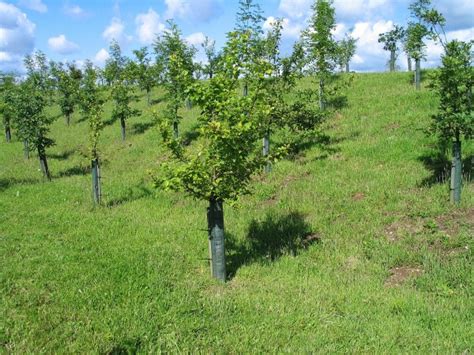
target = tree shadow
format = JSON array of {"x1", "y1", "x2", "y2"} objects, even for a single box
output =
[
  {"x1": 106, "y1": 184, "x2": 154, "y2": 207},
  {"x1": 131, "y1": 121, "x2": 157, "y2": 135},
  {"x1": 0, "y1": 177, "x2": 39, "y2": 191},
  {"x1": 226, "y1": 211, "x2": 321, "y2": 279},
  {"x1": 418, "y1": 150, "x2": 473, "y2": 186},
  {"x1": 327, "y1": 95, "x2": 348, "y2": 110},
  {"x1": 182, "y1": 123, "x2": 201, "y2": 146},
  {"x1": 57, "y1": 164, "x2": 91, "y2": 178},
  {"x1": 49, "y1": 149, "x2": 76, "y2": 160},
  {"x1": 150, "y1": 95, "x2": 166, "y2": 105}
]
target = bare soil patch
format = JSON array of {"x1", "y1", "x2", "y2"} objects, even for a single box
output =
[{"x1": 385, "y1": 266, "x2": 424, "y2": 287}]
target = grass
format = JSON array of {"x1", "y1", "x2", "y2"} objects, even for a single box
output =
[{"x1": 1, "y1": 72, "x2": 473, "y2": 353}]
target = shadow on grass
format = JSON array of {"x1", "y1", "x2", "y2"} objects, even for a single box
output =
[
  {"x1": 418, "y1": 150, "x2": 473, "y2": 186},
  {"x1": 49, "y1": 149, "x2": 76, "y2": 160},
  {"x1": 106, "y1": 184, "x2": 153, "y2": 207},
  {"x1": 57, "y1": 165, "x2": 91, "y2": 178},
  {"x1": 226, "y1": 211, "x2": 320, "y2": 279},
  {"x1": 0, "y1": 177, "x2": 39, "y2": 191},
  {"x1": 131, "y1": 121, "x2": 157, "y2": 135},
  {"x1": 108, "y1": 338, "x2": 142, "y2": 355},
  {"x1": 182, "y1": 123, "x2": 201, "y2": 146}
]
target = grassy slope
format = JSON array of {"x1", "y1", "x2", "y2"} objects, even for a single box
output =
[{"x1": 0, "y1": 72, "x2": 473, "y2": 353}]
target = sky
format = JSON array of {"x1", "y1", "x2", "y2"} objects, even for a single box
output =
[{"x1": 0, "y1": 0, "x2": 473, "y2": 73}]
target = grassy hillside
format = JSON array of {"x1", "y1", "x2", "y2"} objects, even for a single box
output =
[{"x1": 1, "y1": 72, "x2": 473, "y2": 353}]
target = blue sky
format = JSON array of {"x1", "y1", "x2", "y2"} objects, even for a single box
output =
[{"x1": 1, "y1": 0, "x2": 473, "y2": 73}]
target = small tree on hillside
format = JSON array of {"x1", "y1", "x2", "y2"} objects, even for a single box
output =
[
  {"x1": 111, "y1": 65, "x2": 141, "y2": 141},
  {"x1": 104, "y1": 40, "x2": 126, "y2": 86},
  {"x1": 378, "y1": 25, "x2": 405, "y2": 72},
  {"x1": 430, "y1": 40, "x2": 473, "y2": 204},
  {"x1": 153, "y1": 20, "x2": 196, "y2": 138},
  {"x1": 53, "y1": 63, "x2": 82, "y2": 126},
  {"x1": 303, "y1": 0, "x2": 338, "y2": 110},
  {"x1": 16, "y1": 72, "x2": 54, "y2": 180},
  {"x1": 131, "y1": 47, "x2": 157, "y2": 105},
  {"x1": 154, "y1": 31, "x2": 272, "y2": 281},
  {"x1": 0, "y1": 74, "x2": 17, "y2": 143},
  {"x1": 80, "y1": 61, "x2": 105, "y2": 204},
  {"x1": 235, "y1": 0, "x2": 265, "y2": 96},
  {"x1": 405, "y1": 22, "x2": 429, "y2": 90},
  {"x1": 201, "y1": 36, "x2": 220, "y2": 80},
  {"x1": 336, "y1": 32, "x2": 357, "y2": 73}
]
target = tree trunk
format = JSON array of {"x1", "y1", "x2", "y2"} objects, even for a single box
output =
[
  {"x1": 207, "y1": 197, "x2": 226, "y2": 281},
  {"x1": 345, "y1": 62, "x2": 350, "y2": 73},
  {"x1": 38, "y1": 147, "x2": 51, "y2": 181},
  {"x1": 319, "y1": 78, "x2": 325, "y2": 110},
  {"x1": 91, "y1": 158, "x2": 101, "y2": 205},
  {"x1": 263, "y1": 131, "x2": 271, "y2": 173},
  {"x1": 407, "y1": 56, "x2": 412, "y2": 72},
  {"x1": 243, "y1": 83, "x2": 248, "y2": 97},
  {"x1": 120, "y1": 117, "x2": 126, "y2": 141},
  {"x1": 450, "y1": 137, "x2": 462, "y2": 205},
  {"x1": 390, "y1": 50, "x2": 396, "y2": 72},
  {"x1": 5, "y1": 125, "x2": 11, "y2": 143},
  {"x1": 66, "y1": 113, "x2": 70, "y2": 126},
  {"x1": 415, "y1": 58, "x2": 421, "y2": 90},
  {"x1": 173, "y1": 120, "x2": 179, "y2": 139},
  {"x1": 185, "y1": 98, "x2": 192, "y2": 110},
  {"x1": 23, "y1": 140, "x2": 30, "y2": 159}
]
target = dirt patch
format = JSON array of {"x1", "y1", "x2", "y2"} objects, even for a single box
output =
[
  {"x1": 302, "y1": 232, "x2": 322, "y2": 248},
  {"x1": 384, "y1": 217, "x2": 426, "y2": 242},
  {"x1": 385, "y1": 266, "x2": 424, "y2": 287},
  {"x1": 352, "y1": 192, "x2": 365, "y2": 201},
  {"x1": 262, "y1": 195, "x2": 278, "y2": 206},
  {"x1": 385, "y1": 122, "x2": 401, "y2": 131},
  {"x1": 435, "y1": 208, "x2": 474, "y2": 237}
]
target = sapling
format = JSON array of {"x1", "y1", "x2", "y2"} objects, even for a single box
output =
[
  {"x1": 54, "y1": 63, "x2": 81, "y2": 125},
  {"x1": 153, "y1": 21, "x2": 195, "y2": 138},
  {"x1": 16, "y1": 76, "x2": 54, "y2": 180},
  {"x1": 131, "y1": 47, "x2": 157, "y2": 105},
  {"x1": 80, "y1": 61, "x2": 105, "y2": 204},
  {"x1": 201, "y1": 36, "x2": 219, "y2": 80},
  {"x1": 154, "y1": 31, "x2": 272, "y2": 281},
  {"x1": 0, "y1": 74, "x2": 17, "y2": 143},
  {"x1": 303, "y1": 0, "x2": 338, "y2": 110},
  {"x1": 430, "y1": 41, "x2": 473, "y2": 204},
  {"x1": 378, "y1": 25, "x2": 405, "y2": 72},
  {"x1": 336, "y1": 32, "x2": 357, "y2": 73}
]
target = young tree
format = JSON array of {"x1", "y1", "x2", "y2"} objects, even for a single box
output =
[
  {"x1": 336, "y1": 32, "x2": 357, "y2": 73},
  {"x1": 153, "y1": 21, "x2": 195, "y2": 138},
  {"x1": 103, "y1": 40, "x2": 126, "y2": 86},
  {"x1": 80, "y1": 61, "x2": 105, "y2": 204},
  {"x1": 0, "y1": 74, "x2": 17, "y2": 142},
  {"x1": 405, "y1": 22, "x2": 429, "y2": 89},
  {"x1": 110, "y1": 66, "x2": 141, "y2": 141},
  {"x1": 430, "y1": 41, "x2": 473, "y2": 204},
  {"x1": 154, "y1": 31, "x2": 272, "y2": 281},
  {"x1": 235, "y1": 0, "x2": 265, "y2": 96},
  {"x1": 378, "y1": 25, "x2": 405, "y2": 72},
  {"x1": 53, "y1": 63, "x2": 81, "y2": 126},
  {"x1": 131, "y1": 47, "x2": 157, "y2": 105},
  {"x1": 201, "y1": 36, "x2": 219, "y2": 79},
  {"x1": 16, "y1": 71, "x2": 54, "y2": 180},
  {"x1": 303, "y1": 0, "x2": 338, "y2": 110}
]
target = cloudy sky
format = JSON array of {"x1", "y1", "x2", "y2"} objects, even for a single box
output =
[{"x1": 0, "y1": 0, "x2": 473, "y2": 73}]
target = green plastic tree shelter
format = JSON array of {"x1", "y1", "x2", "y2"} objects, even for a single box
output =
[{"x1": 207, "y1": 198, "x2": 226, "y2": 281}]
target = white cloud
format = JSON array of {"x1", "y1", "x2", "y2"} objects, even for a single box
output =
[
  {"x1": 334, "y1": 0, "x2": 391, "y2": 20},
  {"x1": 0, "y1": 2, "x2": 35, "y2": 72},
  {"x1": 135, "y1": 8, "x2": 165, "y2": 44},
  {"x1": 186, "y1": 32, "x2": 206, "y2": 46},
  {"x1": 264, "y1": 16, "x2": 303, "y2": 39},
  {"x1": 94, "y1": 48, "x2": 109, "y2": 66},
  {"x1": 349, "y1": 20, "x2": 394, "y2": 71},
  {"x1": 18, "y1": 0, "x2": 47, "y2": 13},
  {"x1": 278, "y1": 0, "x2": 311, "y2": 19},
  {"x1": 48, "y1": 34, "x2": 79, "y2": 55},
  {"x1": 64, "y1": 4, "x2": 86, "y2": 17},
  {"x1": 165, "y1": 0, "x2": 222, "y2": 22},
  {"x1": 436, "y1": 0, "x2": 474, "y2": 30},
  {"x1": 102, "y1": 17, "x2": 132, "y2": 45}
]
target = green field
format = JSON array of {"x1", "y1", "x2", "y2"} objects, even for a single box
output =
[{"x1": 1, "y1": 72, "x2": 473, "y2": 352}]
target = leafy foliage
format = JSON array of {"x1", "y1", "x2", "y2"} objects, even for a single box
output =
[
  {"x1": 378, "y1": 25, "x2": 405, "y2": 71},
  {"x1": 336, "y1": 33, "x2": 357, "y2": 72},
  {"x1": 430, "y1": 40, "x2": 474, "y2": 140},
  {"x1": 0, "y1": 74, "x2": 17, "y2": 139}
]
